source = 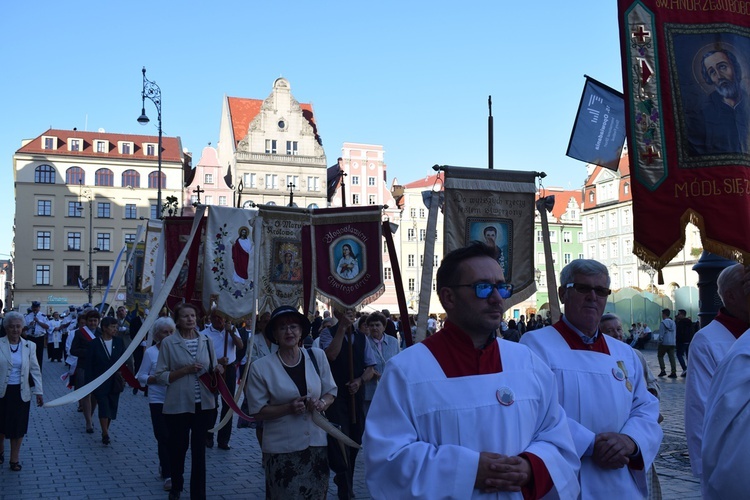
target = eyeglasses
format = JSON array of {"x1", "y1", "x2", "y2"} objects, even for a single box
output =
[
  {"x1": 565, "y1": 282, "x2": 611, "y2": 297},
  {"x1": 452, "y1": 282, "x2": 514, "y2": 299}
]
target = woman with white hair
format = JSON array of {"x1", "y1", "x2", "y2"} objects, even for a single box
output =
[{"x1": 136, "y1": 316, "x2": 176, "y2": 492}]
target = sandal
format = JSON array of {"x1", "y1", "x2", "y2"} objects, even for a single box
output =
[{"x1": 9, "y1": 461, "x2": 21, "y2": 472}]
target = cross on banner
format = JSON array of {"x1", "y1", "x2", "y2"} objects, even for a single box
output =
[{"x1": 193, "y1": 185, "x2": 204, "y2": 204}]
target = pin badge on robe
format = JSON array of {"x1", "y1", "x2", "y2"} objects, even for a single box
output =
[
  {"x1": 496, "y1": 387, "x2": 515, "y2": 406},
  {"x1": 612, "y1": 367, "x2": 625, "y2": 381}
]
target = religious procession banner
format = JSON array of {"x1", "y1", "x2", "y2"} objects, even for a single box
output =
[
  {"x1": 566, "y1": 76, "x2": 627, "y2": 171},
  {"x1": 442, "y1": 166, "x2": 537, "y2": 308},
  {"x1": 140, "y1": 219, "x2": 163, "y2": 294},
  {"x1": 164, "y1": 216, "x2": 207, "y2": 314},
  {"x1": 203, "y1": 206, "x2": 259, "y2": 320},
  {"x1": 256, "y1": 205, "x2": 310, "y2": 314},
  {"x1": 303, "y1": 206, "x2": 384, "y2": 310},
  {"x1": 618, "y1": 1, "x2": 750, "y2": 270}
]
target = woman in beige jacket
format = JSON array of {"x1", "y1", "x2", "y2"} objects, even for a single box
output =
[{"x1": 155, "y1": 303, "x2": 222, "y2": 500}]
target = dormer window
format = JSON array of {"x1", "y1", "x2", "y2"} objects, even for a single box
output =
[
  {"x1": 69, "y1": 139, "x2": 81, "y2": 151},
  {"x1": 146, "y1": 144, "x2": 156, "y2": 156},
  {"x1": 119, "y1": 141, "x2": 134, "y2": 154},
  {"x1": 42, "y1": 136, "x2": 56, "y2": 150},
  {"x1": 95, "y1": 140, "x2": 108, "y2": 153}
]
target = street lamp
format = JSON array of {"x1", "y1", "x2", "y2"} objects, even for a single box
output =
[
  {"x1": 138, "y1": 66, "x2": 163, "y2": 219},
  {"x1": 78, "y1": 190, "x2": 98, "y2": 305}
]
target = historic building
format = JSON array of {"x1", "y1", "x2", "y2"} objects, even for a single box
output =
[
  {"x1": 183, "y1": 145, "x2": 234, "y2": 216},
  {"x1": 12, "y1": 128, "x2": 186, "y2": 312},
  {"x1": 216, "y1": 78, "x2": 327, "y2": 209}
]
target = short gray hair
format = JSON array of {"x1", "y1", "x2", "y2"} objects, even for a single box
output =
[
  {"x1": 152, "y1": 316, "x2": 176, "y2": 337},
  {"x1": 717, "y1": 263, "x2": 743, "y2": 304},
  {"x1": 560, "y1": 259, "x2": 610, "y2": 287},
  {"x1": 600, "y1": 313, "x2": 621, "y2": 324},
  {"x1": 4, "y1": 311, "x2": 24, "y2": 325}
]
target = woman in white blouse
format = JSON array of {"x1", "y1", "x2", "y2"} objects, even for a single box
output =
[
  {"x1": 136, "y1": 316, "x2": 175, "y2": 492},
  {"x1": 0, "y1": 311, "x2": 43, "y2": 472},
  {"x1": 247, "y1": 305, "x2": 337, "y2": 499}
]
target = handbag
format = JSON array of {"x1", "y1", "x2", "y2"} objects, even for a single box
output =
[{"x1": 111, "y1": 372, "x2": 126, "y2": 393}]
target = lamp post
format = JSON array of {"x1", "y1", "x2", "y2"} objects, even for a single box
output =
[
  {"x1": 138, "y1": 67, "x2": 163, "y2": 219},
  {"x1": 287, "y1": 182, "x2": 296, "y2": 207}
]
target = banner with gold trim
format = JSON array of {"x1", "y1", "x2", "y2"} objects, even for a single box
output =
[{"x1": 618, "y1": 1, "x2": 750, "y2": 270}]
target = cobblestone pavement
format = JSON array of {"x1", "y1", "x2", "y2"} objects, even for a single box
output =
[{"x1": 0, "y1": 347, "x2": 700, "y2": 499}]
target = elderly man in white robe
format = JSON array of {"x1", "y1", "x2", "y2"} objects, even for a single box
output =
[
  {"x1": 364, "y1": 242, "x2": 580, "y2": 499},
  {"x1": 684, "y1": 262, "x2": 749, "y2": 491},
  {"x1": 521, "y1": 259, "x2": 662, "y2": 498}
]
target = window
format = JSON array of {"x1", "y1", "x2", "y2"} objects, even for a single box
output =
[
  {"x1": 205, "y1": 196, "x2": 213, "y2": 205},
  {"x1": 121, "y1": 142, "x2": 132, "y2": 154},
  {"x1": 36, "y1": 264, "x2": 51, "y2": 285},
  {"x1": 382, "y1": 267, "x2": 392, "y2": 281},
  {"x1": 265, "y1": 174, "x2": 278, "y2": 189},
  {"x1": 308, "y1": 203, "x2": 318, "y2": 209},
  {"x1": 368, "y1": 195, "x2": 376, "y2": 205},
  {"x1": 609, "y1": 211, "x2": 617, "y2": 226},
  {"x1": 600, "y1": 243, "x2": 607, "y2": 258},
  {"x1": 146, "y1": 144, "x2": 155, "y2": 156},
  {"x1": 96, "y1": 141, "x2": 108, "y2": 153},
  {"x1": 218, "y1": 196, "x2": 227, "y2": 206},
  {"x1": 351, "y1": 176, "x2": 360, "y2": 185},
  {"x1": 125, "y1": 233, "x2": 136, "y2": 244},
  {"x1": 578, "y1": 232, "x2": 583, "y2": 243},
  {"x1": 420, "y1": 255, "x2": 425, "y2": 266},
  {"x1": 536, "y1": 230, "x2": 544, "y2": 242},
  {"x1": 125, "y1": 204, "x2": 137, "y2": 219},
  {"x1": 95, "y1": 168, "x2": 114, "y2": 186},
  {"x1": 244, "y1": 173, "x2": 257, "y2": 188},
  {"x1": 410, "y1": 208, "x2": 416, "y2": 218},
  {"x1": 419, "y1": 209, "x2": 426, "y2": 218},
  {"x1": 352, "y1": 194, "x2": 360, "y2": 204},
  {"x1": 598, "y1": 214, "x2": 605, "y2": 230},
  {"x1": 407, "y1": 228, "x2": 415, "y2": 241},
  {"x1": 265, "y1": 139, "x2": 277, "y2": 154},
  {"x1": 537, "y1": 252, "x2": 545, "y2": 263},
  {"x1": 66, "y1": 167, "x2": 84, "y2": 185},
  {"x1": 408, "y1": 254, "x2": 415, "y2": 267},
  {"x1": 579, "y1": 253, "x2": 584, "y2": 260},
  {"x1": 96, "y1": 266, "x2": 110, "y2": 286},
  {"x1": 204, "y1": 174, "x2": 213, "y2": 184},
  {"x1": 419, "y1": 229, "x2": 426, "y2": 241},
  {"x1": 35, "y1": 165, "x2": 55, "y2": 184},
  {"x1": 67, "y1": 232, "x2": 81, "y2": 250},
  {"x1": 97, "y1": 233, "x2": 111, "y2": 251},
  {"x1": 548, "y1": 231, "x2": 557, "y2": 242},
  {"x1": 433, "y1": 280, "x2": 437, "y2": 291},
  {"x1": 66, "y1": 265, "x2": 80, "y2": 286},
  {"x1": 148, "y1": 171, "x2": 166, "y2": 189},
  {"x1": 624, "y1": 239, "x2": 631, "y2": 253},
  {"x1": 37, "y1": 200, "x2": 52, "y2": 216},
  {"x1": 44, "y1": 137, "x2": 54, "y2": 150},
  {"x1": 624, "y1": 182, "x2": 630, "y2": 195},
  {"x1": 37, "y1": 231, "x2": 51, "y2": 250},
  {"x1": 307, "y1": 176, "x2": 320, "y2": 192},
  {"x1": 70, "y1": 139, "x2": 80, "y2": 151},
  {"x1": 589, "y1": 191, "x2": 595, "y2": 203},
  {"x1": 151, "y1": 204, "x2": 158, "y2": 220},
  {"x1": 97, "y1": 202, "x2": 111, "y2": 218},
  {"x1": 408, "y1": 278, "x2": 415, "y2": 292},
  {"x1": 190, "y1": 195, "x2": 198, "y2": 204},
  {"x1": 68, "y1": 201, "x2": 83, "y2": 217},
  {"x1": 434, "y1": 255, "x2": 439, "y2": 266},
  {"x1": 286, "y1": 141, "x2": 298, "y2": 155},
  {"x1": 368, "y1": 177, "x2": 376, "y2": 186},
  {"x1": 623, "y1": 208, "x2": 631, "y2": 225},
  {"x1": 286, "y1": 175, "x2": 299, "y2": 188},
  {"x1": 122, "y1": 170, "x2": 140, "y2": 188},
  {"x1": 564, "y1": 253, "x2": 572, "y2": 264},
  {"x1": 563, "y1": 231, "x2": 572, "y2": 243},
  {"x1": 611, "y1": 241, "x2": 619, "y2": 257}
]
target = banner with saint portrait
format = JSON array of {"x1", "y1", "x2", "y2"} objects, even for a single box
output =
[
  {"x1": 618, "y1": 1, "x2": 750, "y2": 270},
  {"x1": 441, "y1": 166, "x2": 537, "y2": 308},
  {"x1": 203, "y1": 206, "x2": 259, "y2": 320},
  {"x1": 164, "y1": 216, "x2": 207, "y2": 314},
  {"x1": 256, "y1": 205, "x2": 309, "y2": 314},
  {"x1": 304, "y1": 206, "x2": 384, "y2": 310}
]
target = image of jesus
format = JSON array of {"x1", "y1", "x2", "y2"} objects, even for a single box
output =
[{"x1": 232, "y1": 227, "x2": 251, "y2": 284}]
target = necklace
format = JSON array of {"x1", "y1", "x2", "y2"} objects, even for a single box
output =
[
  {"x1": 9, "y1": 342, "x2": 20, "y2": 353},
  {"x1": 278, "y1": 349, "x2": 301, "y2": 368}
]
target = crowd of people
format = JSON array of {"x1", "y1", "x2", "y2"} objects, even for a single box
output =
[{"x1": 2, "y1": 246, "x2": 750, "y2": 499}]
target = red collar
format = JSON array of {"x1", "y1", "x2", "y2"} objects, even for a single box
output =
[
  {"x1": 553, "y1": 319, "x2": 611, "y2": 354},
  {"x1": 715, "y1": 308, "x2": 750, "y2": 339},
  {"x1": 423, "y1": 321, "x2": 502, "y2": 378}
]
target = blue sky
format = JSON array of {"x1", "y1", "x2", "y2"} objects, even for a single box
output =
[{"x1": 0, "y1": 1, "x2": 622, "y2": 257}]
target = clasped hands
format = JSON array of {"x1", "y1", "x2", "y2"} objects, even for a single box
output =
[
  {"x1": 288, "y1": 396, "x2": 326, "y2": 415},
  {"x1": 475, "y1": 452, "x2": 531, "y2": 494},
  {"x1": 593, "y1": 432, "x2": 637, "y2": 469}
]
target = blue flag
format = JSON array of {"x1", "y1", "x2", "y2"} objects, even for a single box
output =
[{"x1": 566, "y1": 77, "x2": 626, "y2": 171}]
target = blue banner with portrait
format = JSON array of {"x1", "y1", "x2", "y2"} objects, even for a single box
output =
[{"x1": 566, "y1": 76, "x2": 626, "y2": 171}]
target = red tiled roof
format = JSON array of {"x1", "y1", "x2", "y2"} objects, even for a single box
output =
[
  {"x1": 583, "y1": 153, "x2": 632, "y2": 208},
  {"x1": 542, "y1": 189, "x2": 583, "y2": 221},
  {"x1": 16, "y1": 128, "x2": 183, "y2": 162},
  {"x1": 227, "y1": 97, "x2": 319, "y2": 147},
  {"x1": 403, "y1": 174, "x2": 443, "y2": 190}
]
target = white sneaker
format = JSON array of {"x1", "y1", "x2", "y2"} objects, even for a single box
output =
[{"x1": 163, "y1": 478, "x2": 172, "y2": 491}]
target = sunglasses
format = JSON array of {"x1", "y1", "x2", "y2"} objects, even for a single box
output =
[
  {"x1": 565, "y1": 282, "x2": 611, "y2": 297},
  {"x1": 452, "y1": 282, "x2": 514, "y2": 299}
]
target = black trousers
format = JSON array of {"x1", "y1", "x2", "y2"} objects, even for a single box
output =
[
  {"x1": 327, "y1": 395, "x2": 365, "y2": 500},
  {"x1": 165, "y1": 406, "x2": 212, "y2": 499},
  {"x1": 149, "y1": 403, "x2": 171, "y2": 479},
  {"x1": 29, "y1": 336, "x2": 45, "y2": 371},
  {"x1": 206, "y1": 363, "x2": 236, "y2": 446}
]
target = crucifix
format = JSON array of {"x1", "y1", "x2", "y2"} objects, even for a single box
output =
[
  {"x1": 287, "y1": 182, "x2": 296, "y2": 207},
  {"x1": 193, "y1": 185, "x2": 204, "y2": 204}
]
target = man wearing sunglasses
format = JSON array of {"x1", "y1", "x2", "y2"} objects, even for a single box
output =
[
  {"x1": 521, "y1": 259, "x2": 662, "y2": 499},
  {"x1": 364, "y1": 242, "x2": 580, "y2": 499}
]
